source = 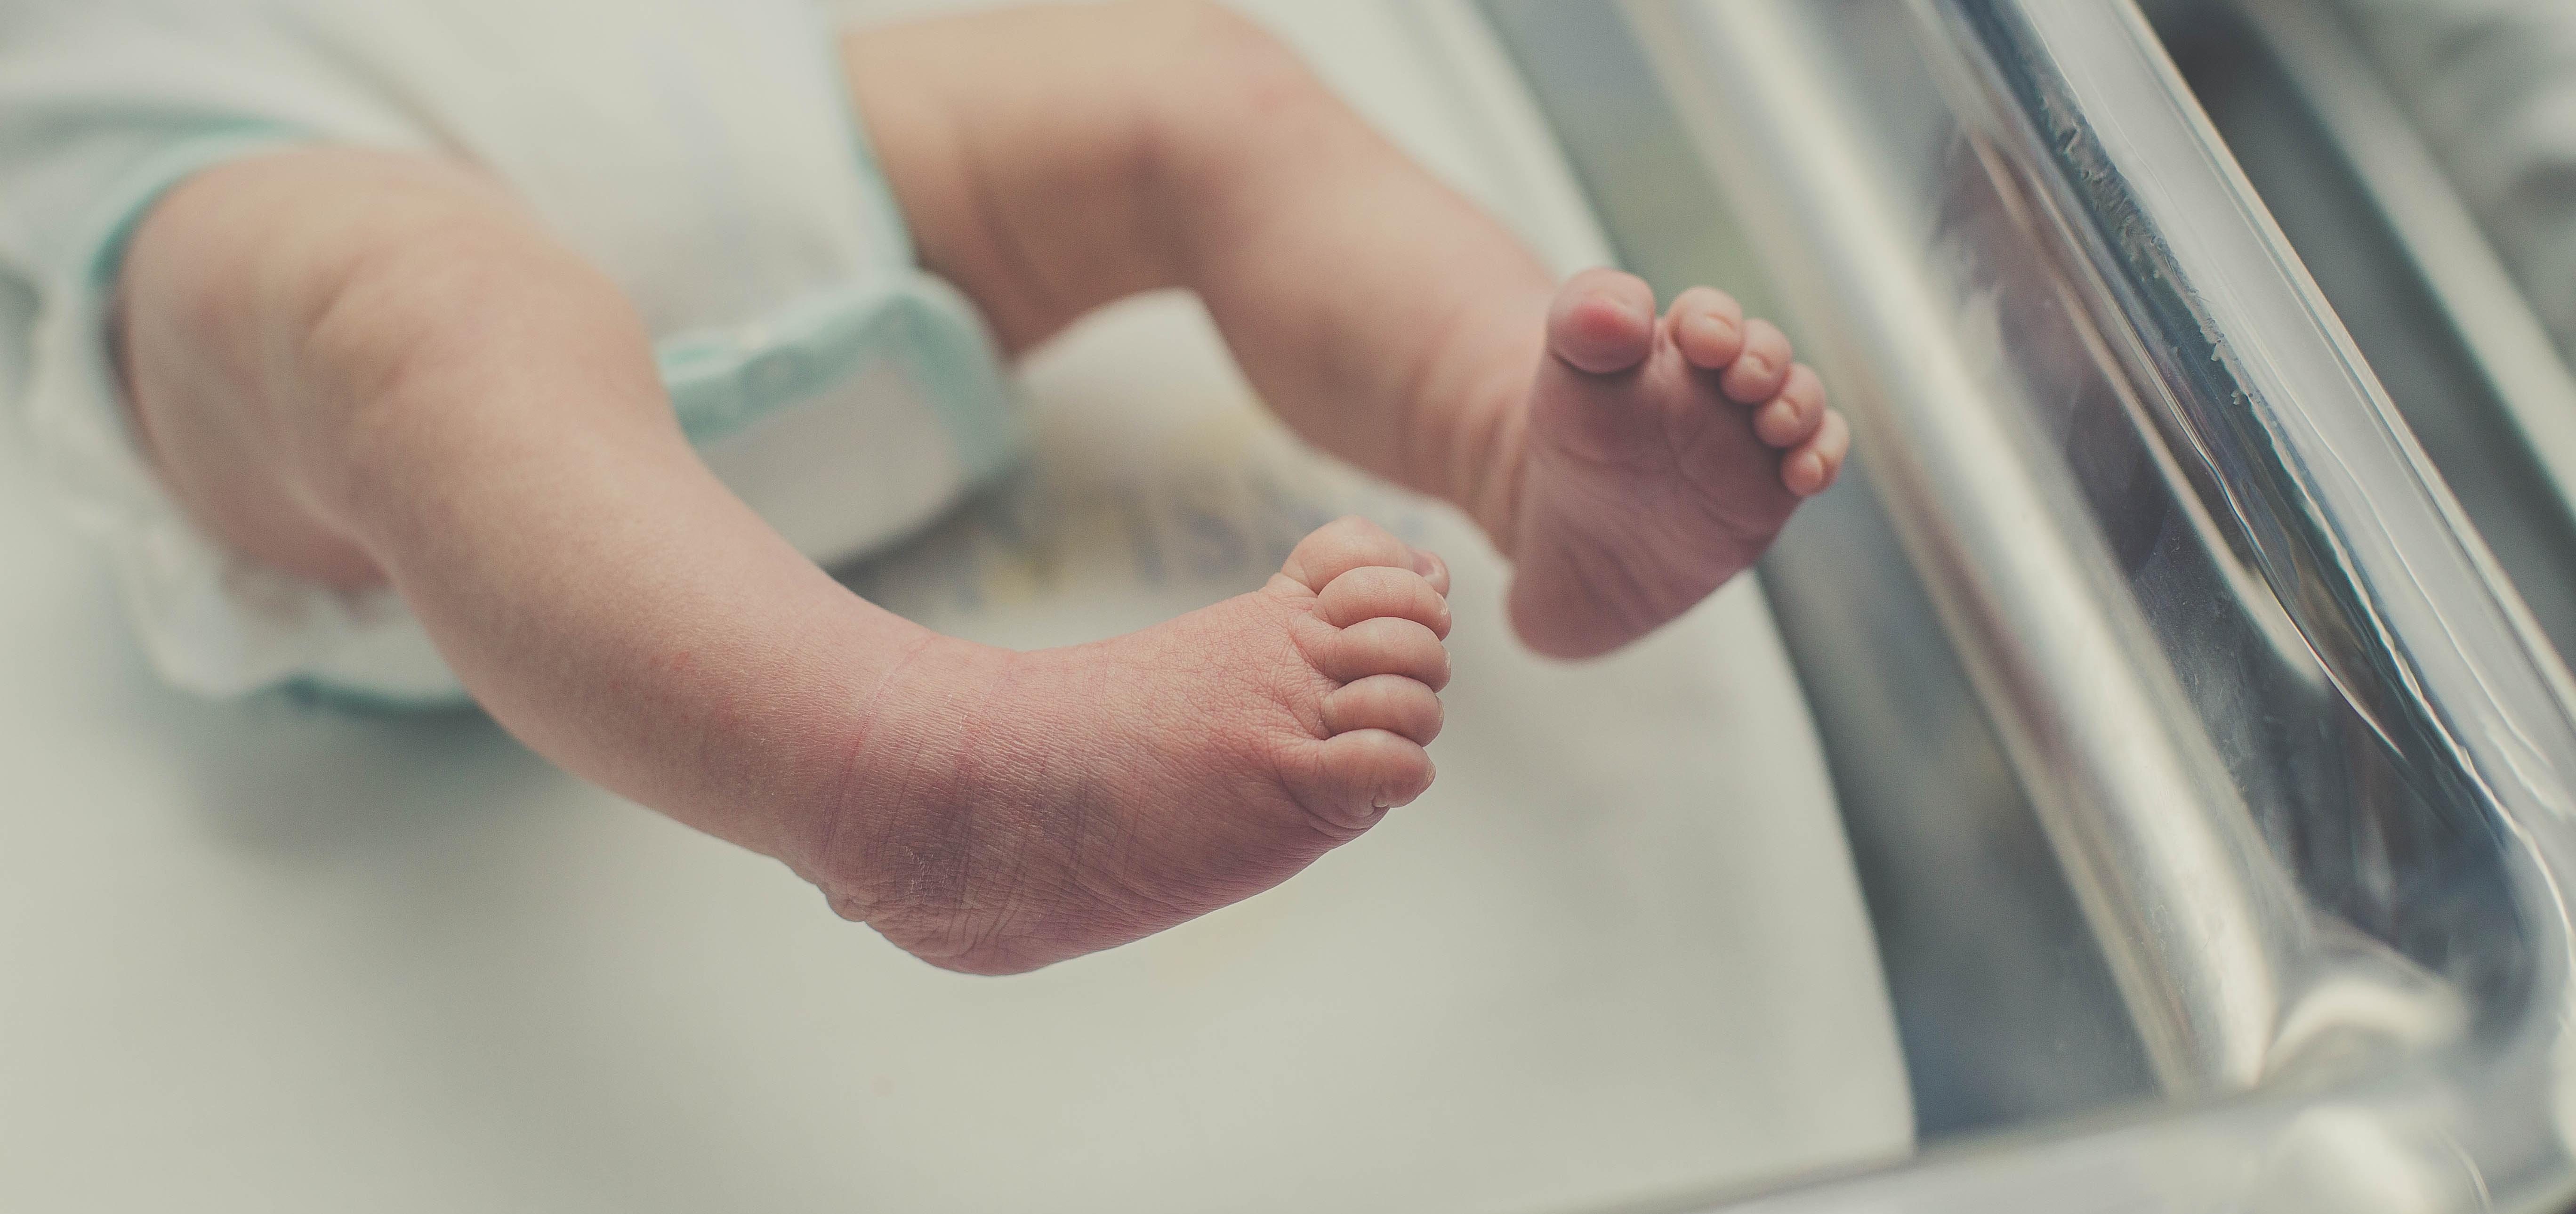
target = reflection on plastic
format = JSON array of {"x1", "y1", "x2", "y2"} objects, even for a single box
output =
[{"x1": 1492, "y1": 0, "x2": 2576, "y2": 1209}]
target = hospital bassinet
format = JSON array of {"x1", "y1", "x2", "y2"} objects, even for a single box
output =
[{"x1": 1484, "y1": 0, "x2": 2576, "y2": 1208}]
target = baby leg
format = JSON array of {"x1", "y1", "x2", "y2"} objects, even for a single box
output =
[
  {"x1": 118, "y1": 149, "x2": 1449, "y2": 973},
  {"x1": 849, "y1": 0, "x2": 1847, "y2": 658}
]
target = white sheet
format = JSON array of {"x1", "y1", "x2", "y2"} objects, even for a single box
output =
[{"x1": 0, "y1": 3, "x2": 1911, "y2": 1210}]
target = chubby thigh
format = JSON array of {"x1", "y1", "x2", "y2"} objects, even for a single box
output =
[{"x1": 0, "y1": 0, "x2": 1015, "y2": 701}]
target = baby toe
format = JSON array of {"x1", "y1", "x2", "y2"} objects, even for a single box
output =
[
  {"x1": 1753, "y1": 364, "x2": 1828, "y2": 448},
  {"x1": 1322, "y1": 674, "x2": 1444, "y2": 745},
  {"x1": 1784, "y1": 410, "x2": 1852, "y2": 496},
  {"x1": 1318, "y1": 565, "x2": 1452, "y2": 637},
  {"x1": 1320, "y1": 616, "x2": 1451, "y2": 690},
  {"x1": 1721, "y1": 319, "x2": 1795, "y2": 404},
  {"x1": 1280, "y1": 516, "x2": 1429, "y2": 595},
  {"x1": 1549, "y1": 268, "x2": 1659, "y2": 375},
  {"x1": 1668, "y1": 287, "x2": 1747, "y2": 370}
]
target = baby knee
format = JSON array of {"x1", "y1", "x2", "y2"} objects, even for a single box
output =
[{"x1": 1130, "y1": 1, "x2": 1335, "y2": 182}]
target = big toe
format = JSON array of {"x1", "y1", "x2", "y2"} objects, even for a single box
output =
[
  {"x1": 1301, "y1": 730, "x2": 1437, "y2": 828},
  {"x1": 1549, "y1": 268, "x2": 1659, "y2": 375}
]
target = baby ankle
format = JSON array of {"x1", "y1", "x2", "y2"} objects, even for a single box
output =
[{"x1": 784, "y1": 639, "x2": 1038, "y2": 923}]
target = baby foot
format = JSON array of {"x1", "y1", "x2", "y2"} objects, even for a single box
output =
[
  {"x1": 1501, "y1": 269, "x2": 1848, "y2": 659},
  {"x1": 795, "y1": 518, "x2": 1452, "y2": 975}
]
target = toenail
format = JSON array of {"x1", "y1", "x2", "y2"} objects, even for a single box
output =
[
  {"x1": 1686, "y1": 312, "x2": 1738, "y2": 347},
  {"x1": 1793, "y1": 452, "x2": 1824, "y2": 491},
  {"x1": 1739, "y1": 354, "x2": 1771, "y2": 380},
  {"x1": 1412, "y1": 550, "x2": 1437, "y2": 576},
  {"x1": 1590, "y1": 297, "x2": 1648, "y2": 333}
]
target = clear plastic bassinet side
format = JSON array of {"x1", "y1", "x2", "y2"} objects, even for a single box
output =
[{"x1": 1482, "y1": 0, "x2": 2576, "y2": 1209}]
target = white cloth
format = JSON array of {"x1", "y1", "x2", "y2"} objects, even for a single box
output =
[{"x1": 0, "y1": 0, "x2": 1022, "y2": 705}]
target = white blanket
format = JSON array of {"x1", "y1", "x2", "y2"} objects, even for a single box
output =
[{"x1": 0, "y1": 3, "x2": 1912, "y2": 1210}]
